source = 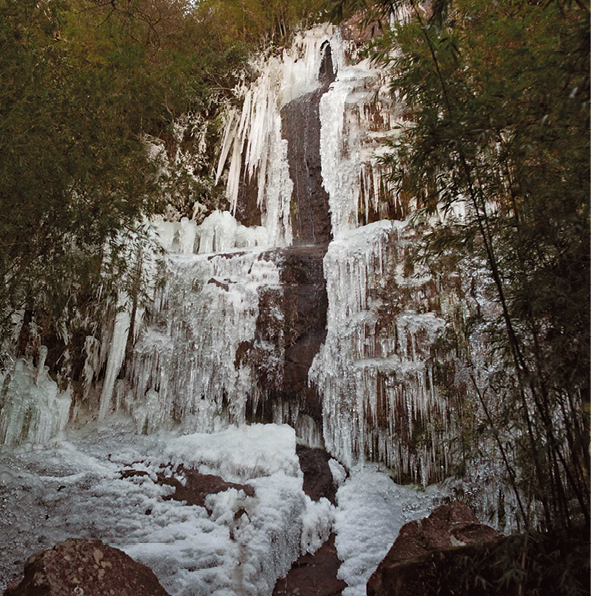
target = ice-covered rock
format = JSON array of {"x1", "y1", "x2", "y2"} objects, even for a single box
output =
[
  {"x1": 310, "y1": 221, "x2": 451, "y2": 485},
  {"x1": 126, "y1": 249, "x2": 280, "y2": 433},
  {"x1": 0, "y1": 359, "x2": 71, "y2": 446}
]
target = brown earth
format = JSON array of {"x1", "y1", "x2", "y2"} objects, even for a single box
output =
[{"x1": 273, "y1": 534, "x2": 346, "y2": 596}]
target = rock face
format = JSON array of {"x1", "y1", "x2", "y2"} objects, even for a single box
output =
[
  {"x1": 159, "y1": 467, "x2": 255, "y2": 509},
  {"x1": 245, "y1": 245, "x2": 328, "y2": 433},
  {"x1": 4, "y1": 539, "x2": 170, "y2": 596},
  {"x1": 296, "y1": 444, "x2": 336, "y2": 504},
  {"x1": 281, "y1": 43, "x2": 334, "y2": 246},
  {"x1": 367, "y1": 502, "x2": 499, "y2": 596},
  {"x1": 273, "y1": 534, "x2": 346, "y2": 596}
]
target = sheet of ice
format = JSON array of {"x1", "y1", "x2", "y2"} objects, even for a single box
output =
[
  {"x1": 0, "y1": 421, "x2": 326, "y2": 596},
  {"x1": 195, "y1": 211, "x2": 269, "y2": 254},
  {"x1": 98, "y1": 297, "x2": 131, "y2": 421},
  {"x1": 162, "y1": 424, "x2": 300, "y2": 483},
  {"x1": 334, "y1": 465, "x2": 441, "y2": 595}
]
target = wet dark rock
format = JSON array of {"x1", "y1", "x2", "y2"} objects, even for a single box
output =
[
  {"x1": 367, "y1": 523, "x2": 590, "y2": 596},
  {"x1": 367, "y1": 502, "x2": 499, "y2": 596},
  {"x1": 318, "y1": 42, "x2": 336, "y2": 86},
  {"x1": 119, "y1": 464, "x2": 254, "y2": 514},
  {"x1": 246, "y1": 246, "x2": 328, "y2": 427},
  {"x1": 273, "y1": 534, "x2": 346, "y2": 596},
  {"x1": 377, "y1": 502, "x2": 497, "y2": 565},
  {"x1": 296, "y1": 445, "x2": 336, "y2": 505},
  {"x1": 4, "y1": 538, "x2": 170, "y2": 596},
  {"x1": 281, "y1": 70, "x2": 333, "y2": 245},
  {"x1": 281, "y1": 88, "x2": 332, "y2": 245}
]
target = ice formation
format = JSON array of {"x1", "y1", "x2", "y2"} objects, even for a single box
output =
[
  {"x1": 0, "y1": 423, "x2": 313, "y2": 595},
  {"x1": 0, "y1": 20, "x2": 484, "y2": 596},
  {"x1": 310, "y1": 221, "x2": 451, "y2": 485},
  {"x1": 0, "y1": 358, "x2": 71, "y2": 446},
  {"x1": 320, "y1": 60, "x2": 400, "y2": 236},
  {"x1": 125, "y1": 247, "x2": 281, "y2": 434},
  {"x1": 1, "y1": 21, "x2": 465, "y2": 483}
]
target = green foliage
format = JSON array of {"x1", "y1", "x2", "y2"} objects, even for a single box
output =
[
  {"x1": 0, "y1": 0, "x2": 160, "y2": 348},
  {"x1": 0, "y1": 0, "x2": 330, "y2": 383},
  {"x1": 198, "y1": 0, "x2": 329, "y2": 48},
  {"x1": 334, "y1": 0, "x2": 589, "y2": 530}
]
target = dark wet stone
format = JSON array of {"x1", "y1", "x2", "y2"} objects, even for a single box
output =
[
  {"x1": 245, "y1": 246, "x2": 328, "y2": 427},
  {"x1": 273, "y1": 534, "x2": 346, "y2": 596},
  {"x1": 281, "y1": 87, "x2": 332, "y2": 246},
  {"x1": 296, "y1": 445, "x2": 336, "y2": 505}
]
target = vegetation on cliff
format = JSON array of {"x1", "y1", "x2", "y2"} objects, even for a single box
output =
[
  {"x1": 332, "y1": 0, "x2": 589, "y2": 532},
  {"x1": 0, "y1": 0, "x2": 326, "y2": 379}
]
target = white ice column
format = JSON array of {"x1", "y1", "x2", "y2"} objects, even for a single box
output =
[{"x1": 98, "y1": 294, "x2": 131, "y2": 421}]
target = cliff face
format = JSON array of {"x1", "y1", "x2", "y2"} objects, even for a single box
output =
[{"x1": 0, "y1": 22, "x2": 497, "y2": 514}]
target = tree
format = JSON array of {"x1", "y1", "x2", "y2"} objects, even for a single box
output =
[{"x1": 0, "y1": 0, "x2": 244, "y2": 381}]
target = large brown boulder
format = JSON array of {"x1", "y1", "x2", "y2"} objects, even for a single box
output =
[
  {"x1": 367, "y1": 502, "x2": 499, "y2": 596},
  {"x1": 4, "y1": 538, "x2": 170, "y2": 596}
]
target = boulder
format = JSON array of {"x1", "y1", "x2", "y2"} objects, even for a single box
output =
[
  {"x1": 367, "y1": 502, "x2": 499, "y2": 596},
  {"x1": 4, "y1": 538, "x2": 170, "y2": 596}
]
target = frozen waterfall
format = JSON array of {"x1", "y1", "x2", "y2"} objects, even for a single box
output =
[
  {"x1": 1, "y1": 21, "x2": 490, "y2": 596},
  {"x1": 1, "y1": 22, "x2": 457, "y2": 482}
]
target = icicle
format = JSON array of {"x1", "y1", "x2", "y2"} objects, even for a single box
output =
[
  {"x1": 98, "y1": 295, "x2": 131, "y2": 421},
  {"x1": 35, "y1": 345, "x2": 48, "y2": 387},
  {"x1": 0, "y1": 359, "x2": 71, "y2": 446}
]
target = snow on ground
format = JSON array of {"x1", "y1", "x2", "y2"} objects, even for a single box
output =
[
  {"x1": 0, "y1": 418, "x2": 442, "y2": 595},
  {"x1": 334, "y1": 465, "x2": 441, "y2": 596}
]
